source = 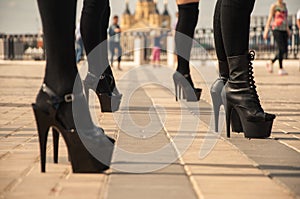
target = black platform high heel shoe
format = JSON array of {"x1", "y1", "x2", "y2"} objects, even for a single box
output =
[
  {"x1": 84, "y1": 71, "x2": 122, "y2": 112},
  {"x1": 173, "y1": 72, "x2": 202, "y2": 102},
  {"x1": 210, "y1": 77, "x2": 243, "y2": 133},
  {"x1": 223, "y1": 51, "x2": 276, "y2": 138},
  {"x1": 32, "y1": 84, "x2": 115, "y2": 173}
]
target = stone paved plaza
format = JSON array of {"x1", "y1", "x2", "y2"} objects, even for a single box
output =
[{"x1": 0, "y1": 59, "x2": 299, "y2": 199}]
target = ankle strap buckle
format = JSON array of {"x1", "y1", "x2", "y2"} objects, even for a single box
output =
[
  {"x1": 42, "y1": 84, "x2": 75, "y2": 104},
  {"x1": 64, "y1": 94, "x2": 74, "y2": 102}
]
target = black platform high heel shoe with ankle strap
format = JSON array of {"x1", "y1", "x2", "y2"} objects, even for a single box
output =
[
  {"x1": 173, "y1": 72, "x2": 202, "y2": 102},
  {"x1": 84, "y1": 71, "x2": 122, "y2": 112},
  {"x1": 32, "y1": 84, "x2": 115, "y2": 173}
]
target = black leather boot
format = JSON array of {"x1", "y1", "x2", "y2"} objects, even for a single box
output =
[
  {"x1": 210, "y1": 60, "x2": 242, "y2": 133},
  {"x1": 223, "y1": 51, "x2": 276, "y2": 138}
]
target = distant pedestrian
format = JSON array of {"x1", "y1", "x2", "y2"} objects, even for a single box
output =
[
  {"x1": 152, "y1": 31, "x2": 163, "y2": 67},
  {"x1": 8, "y1": 35, "x2": 14, "y2": 60},
  {"x1": 264, "y1": 0, "x2": 290, "y2": 76},
  {"x1": 75, "y1": 23, "x2": 84, "y2": 63},
  {"x1": 108, "y1": 15, "x2": 122, "y2": 70}
]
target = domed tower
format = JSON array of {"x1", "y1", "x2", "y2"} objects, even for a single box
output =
[
  {"x1": 121, "y1": 0, "x2": 171, "y2": 30},
  {"x1": 149, "y1": 0, "x2": 161, "y2": 28},
  {"x1": 120, "y1": 0, "x2": 133, "y2": 30},
  {"x1": 135, "y1": 0, "x2": 156, "y2": 21}
]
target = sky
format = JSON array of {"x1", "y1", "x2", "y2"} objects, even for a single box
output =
[{"x1": 0, "y1": 0, "x2": 299, "y2": 34}]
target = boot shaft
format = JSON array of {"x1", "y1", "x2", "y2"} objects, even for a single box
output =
[
  {"x1": 218, "y1": 60, "x2": 229, "y2": 79},
  {"x1": 227, "y1": 54, "x2": 250, "y2": 83}
]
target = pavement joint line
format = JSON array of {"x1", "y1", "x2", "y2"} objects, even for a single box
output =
[
  {"x1": 1, "y1": 161, "x2": 36, "y2": 197},
  {"x1": 98, "y1": 112, "x2": 119, "y2": 199},
  {"x1": 140, "y1": 69, "x2": 204, "y2": 194},
  {"x1": 191, "y1": 99, "x2": 299, "y2": 198},
  {"x1": 1, "y1": 178, "x2": 22, "y2": 198},
  {"x1": 220, "y1": 135, "x2": 298, "y2": 198},
  {"x1": 278, "y1": 140, "x2": 300, "y2": 153},
  {"x1": 147, "y1": 98, "x2": 205, "y2": 199},
  {"x1": 98, "y1": 172, "x2": 111, "y2": 199},
  {"x1": 49, "y1": 182, "x2": 63, "y2": 196},
  {"x1": 60, "y1": 168, "x2": 71, "y2": 180},
  {"x1": 160, "y1": 113, "x2": 205, "y2": 199},
  {"x1": 0, "y1": 133, "x2": 38, "y2": 160},
  {"x1": 280, "y1": 129, "x2": 289, "y2": 134},
  {"x1": 0, "y1": 121, "x2": 34, "y2": 140},
  {"x1": 256, "y1": 164, "x2": 298, "y2": 199},
  {"x1": 292, "y1": 134, "x2": 300, "y2": 140},
  {"x1": 0, "y1": 151, "x2": 12, "y2": 160},
  {"x1": 1, "y1": 62, "x2": 299, "y2": 198},
  {"x1": 99, "y1": 112, "x2": 122, "y2": 199},
  {"x1": 277, "y1": 129, "x2": 300, "y2": 143},
  {"x1": 146, "y1": 78, "x2": 295, "y2": 198}
]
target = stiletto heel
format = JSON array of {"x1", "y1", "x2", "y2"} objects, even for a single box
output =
[
  {"x1": 52, "y1": 129, "x2": 73, "y2": 163},
  {"x1": 210, "y1": 78, "x2": 243, "y2": 133},
  {"x1": 174, "y1": 81, "x2": 178, "y2": 101},
  {"x1": 211, "y1": 91, "x2": 222, "y2": 132},
  {"x1": 84, "y1": 72, "x2": 122, "y2": 112},
  {"x1": 52, "y1": 128, "x2": 59, "y2": 164},
  {"x1": 178, "y1": 84, "x2": 182, "y2": 100},
  {"x1": 224, "y1": 102, "x2": 233, "y2": 138},
  {"x1": 173, "y1": 72, "x2": 201, "y2": 102},
  {"x1": 32, "y1": 104, "x2": 51, "y2": 172},
  {"x1": 33, "y1": 84, "x2": 115, "y2": 173}
]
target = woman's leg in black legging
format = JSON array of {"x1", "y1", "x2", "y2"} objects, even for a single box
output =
[
  {"x1": 213, "y1": 0, "x2": 229, "y2": 78},
  {"x1": 80, "y1": 0, "x2": 110, "y2": 76},
  {"x1": 272, "y1": 30, "x2": 281, "y2": 65},
  {"x1": 175, "y1": 2, "x2": 199, "y2": 75},
  {"x1": 273, "y1": 30, "x2": 288, "y2": 69},
  {"x1": 271, "y1": 55, "x2": 278, "y2": 65},
  {"x1": 221, "y1": 0, "x2": 255, "y2": 57},
  {"x1": 37, "y1": 0, "x2": 78, "y2": 96},
  {"x1": 100, "y1": 6, "x2": 115, "y2": 75}
]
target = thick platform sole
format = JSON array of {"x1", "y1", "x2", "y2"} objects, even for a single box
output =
[
  {"x1": 225, "y1": 103, "x2": 274, "y2": 139},
  {"x1": 241, "y1": 119, "x2": 274, "y2": 139},
  {"x1": 231, "y1": 109, "x2": 243, "y2": 133}
]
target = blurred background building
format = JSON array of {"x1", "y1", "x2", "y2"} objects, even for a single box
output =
[{"x1": 121, "y1": 0, "x2": 171, "y2": 30}]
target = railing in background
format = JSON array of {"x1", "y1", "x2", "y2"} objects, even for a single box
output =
[
  {"x1": 0, "y1": 34, "x2": 44, "y2": 60},
  {"x1": 119, "y1": 30, "x2": 169, "y2": 62},
  {"x1": 249, "y1": 15, "x2": 299, "y2": 59},
  {"x1": 0, "y1": 15, "x2": 299, "y2": 61},
  {"x1": 192, "y1": 15, "x2": 300, "y2": 60}
]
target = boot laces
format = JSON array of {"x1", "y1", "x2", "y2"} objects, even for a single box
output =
[{"x1": 248, "y1": 50, "x2": 262, "y2": 110}]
